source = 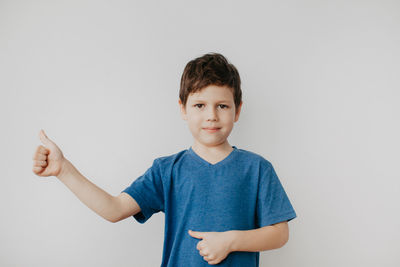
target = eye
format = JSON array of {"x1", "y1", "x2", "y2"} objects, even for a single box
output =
[{"x1": 194, "y1": 104, "x2": 228, "y2": 109}]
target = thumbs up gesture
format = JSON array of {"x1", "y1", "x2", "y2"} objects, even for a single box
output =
[
  {"x1": 188, "y1": 230, "x2": 235, "y2": 265},
  {"x1": 32, "y1": 129, "x2": 65, "y2": 177}
]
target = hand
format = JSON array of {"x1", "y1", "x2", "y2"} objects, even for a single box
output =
[
  {"x1": 32, "y1": 129, "x2": 65, "y2": 177},
  {"x1": 188, "y1": 229, "x2": 235, "y2": 265}
]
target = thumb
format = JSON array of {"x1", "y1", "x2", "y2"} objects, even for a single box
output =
[
  {"x1": 188, "y1": 230, "x2": 204, "y2": 239},
  {"x1": 39, "y1": 129, "x2": 53, "y2": 146}
]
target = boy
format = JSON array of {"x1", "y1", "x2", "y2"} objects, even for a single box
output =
[{"x1": 32, "y1": 53, "x2": 297, "y2": 266}]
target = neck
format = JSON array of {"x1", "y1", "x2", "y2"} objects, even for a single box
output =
[{"x1": 191, "y1": 141, "x2": 233, "y2": 157}]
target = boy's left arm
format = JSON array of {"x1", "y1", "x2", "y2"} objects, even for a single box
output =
[
  {"x1": 229, "y1": 221, "x2": 289, "y2": 252},
  {"x1": 188, "y1": 221, "x2": 289, "y2": 265}
]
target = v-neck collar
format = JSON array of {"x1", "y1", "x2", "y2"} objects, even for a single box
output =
[{"x1": 188, "y1": 146, "x2": 238, "y2": 167}]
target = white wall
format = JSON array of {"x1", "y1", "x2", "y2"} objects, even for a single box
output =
[{"x1": 1, "y1": 0, "x2": 399, "y2": 266}]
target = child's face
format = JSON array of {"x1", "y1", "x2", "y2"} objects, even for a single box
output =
[{"x1": 179, "y1": 85, "x2": 242, "y2": 149}]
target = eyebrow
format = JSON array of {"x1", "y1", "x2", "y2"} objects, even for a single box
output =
[{"x1": 191, "y1": 99, "x2": 231, "y2": 103}]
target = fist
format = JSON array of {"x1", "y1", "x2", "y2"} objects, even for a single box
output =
[
  {"x1": 189, "y1": 230, "x2": 234, "y2": 265},
  {"x1": 32, "y1": 129, "x2": 65, "y2": 177}
]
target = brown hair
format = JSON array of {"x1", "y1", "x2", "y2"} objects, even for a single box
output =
[{"x1": 179, "y1": 52, "x2": 242, "y2": 113}]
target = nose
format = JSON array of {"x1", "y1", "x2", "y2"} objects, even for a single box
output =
[{"x1": 207, "y1": 107, "x2": 218, "y2": 121}]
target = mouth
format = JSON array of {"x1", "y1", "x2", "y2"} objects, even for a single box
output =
[{"x1": 203, "y1": 127, "x2": 221, "y2": 133}]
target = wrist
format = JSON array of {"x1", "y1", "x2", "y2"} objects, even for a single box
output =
[
  {"x1": 57, "y1": 158, "x2": 71, "y2": 180},
  {"x1": 227, "y1": 230, "x2": 240, "y2": 252}
]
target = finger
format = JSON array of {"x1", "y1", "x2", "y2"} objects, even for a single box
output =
[
  {"x1": 33, "y1": 160, "x2": 47, "y2": 167},
  {"x1": 39, "y1": 129, "x2": 53, "y2": 146},
  {"x1": 200, "y1": 248, "x2": 209, "y2": 256},
  {"x1": 203, "y1": 255, "x2": 212, "y2": 262},
  {"x1": 33, "y1": 153, "x2": 47, "y2": 161},
  {"x1": 33, "y1": 147, "x2": 40, "y2": 159},
  {"x1": 197, "y1": 242, "x2": 205, "y2": 251},
  {"x1": 33, "y1": 146, "x2": 48, "y2": 159},
  {"x1": 35, "y1": 145, "x2": 48, "y2": 154},
  {"x1": 39, "y1": 145, "x2": 49, "y2": 154},
  {"x1": 32, "y1": 166, "x2": 43, "y2": 174},
  {"x1": 189, "y1": 230, "x2": 204, "y2": 239}
]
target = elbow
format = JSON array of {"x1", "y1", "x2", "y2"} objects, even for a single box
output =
[
  {"x1": 106, "y1": 214, "x2": 121, "y2": 223},
  {"x1": 108, "y1": 216, "x2": 120, "y2": 223},
  {"x1": 107, "y1": 196, "x2": 124, "y2": 223},
  {"x1": 278, "y1": 230, "x2": 289, "y2": 248},
  {"x1": 272, "y1": 221, "x2": 290, "y2": 249}
]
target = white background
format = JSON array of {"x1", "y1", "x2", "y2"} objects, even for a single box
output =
[{"x1": 1, "y1": 0, "x2": 399, "y2": 266}]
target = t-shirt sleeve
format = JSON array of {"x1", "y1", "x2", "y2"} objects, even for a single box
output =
[
  {"x1": 121, "y1": 159, "x2": 165, "y2": 224},
  {"x1": 256, "y1": 162, "x2": 297, "y2": 228}
]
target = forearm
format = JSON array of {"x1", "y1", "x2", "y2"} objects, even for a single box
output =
[
  {"x1": 57, "y1": 159, "x2": 119, "y2": 223},
  {"x1": 229, "y1": 224, "x2": 288, "y2": 252}
]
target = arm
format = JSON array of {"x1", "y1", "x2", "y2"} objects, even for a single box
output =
[
  {"x1": 188, "y1": 221, "x2": 289, "y2": 265},
  {"x1": 229, "y1": 221, "x2": 289, "y2": 252},
  {"x1": 58, "y1": 159, "x2": 141, "y2": 223},
  {"x1": 32, "y1": 130, "x2": 140, "y2": 223}
]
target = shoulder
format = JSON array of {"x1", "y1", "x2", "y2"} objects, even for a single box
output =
[
  {"x1": 235, "y1": 146, "x2": 274, "y2": 169},
  {"x1": 151, "y1": 148, "x2": 188, "y2": 167}
]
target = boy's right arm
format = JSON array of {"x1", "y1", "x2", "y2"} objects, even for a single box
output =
[
  {"x1": 58, "y1": 159, "x2": 141, "y2": 223},
  {"x1": 32, "y1": 130, "x2": 141, "y2": 223}
]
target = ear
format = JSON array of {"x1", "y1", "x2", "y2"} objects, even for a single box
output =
[
  {"x1": 234, "y1": 101, "x2": 243, "y2": 122},
  {"x1": 179, "y1": 99, "x2": 187, "y2": 121}
]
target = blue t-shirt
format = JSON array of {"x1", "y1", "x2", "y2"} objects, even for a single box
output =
[{"x1": 122, "y1": 146, "x2": 297, "y2": 266}]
